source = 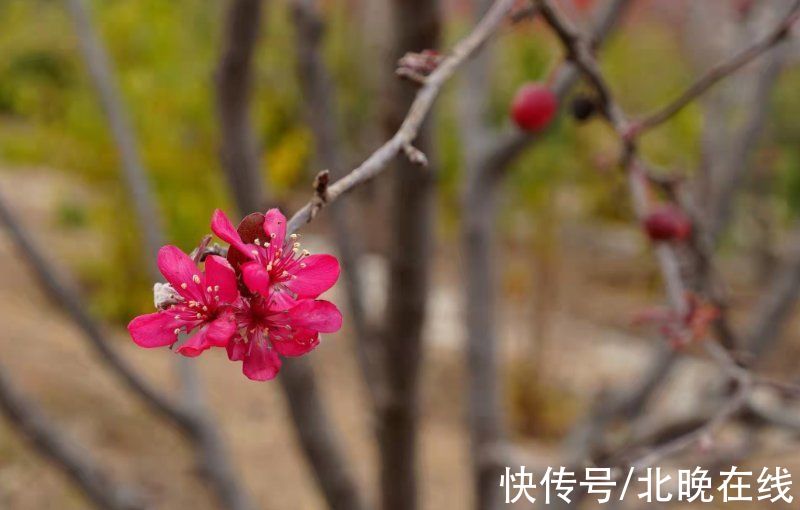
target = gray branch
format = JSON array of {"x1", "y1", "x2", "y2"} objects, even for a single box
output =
[
  {"x1": 289, "y1": 0, "x2": 386, "y2": 413},
  {"x1": 458, "y1": 2, "x2": 631, "y2": 508},
  {"x1": 0, "y1": 362, "x2": 147, "y2": 510},
  {"x1": 63, "y1": 1, "x2": 251, "y2": 508},
  {"x1": 745, "y1": 224, "x2": 800, "y2": 358},
  {"x1": 215, "y1": 0, "x2": 268, "y2": 214},
  {"x1": 214, "y1": 2, "x2": 368, "y2": 508},
  {"x1": 375, "y1": 2, "x2": 441, "y2": 510},
  {"x1": 0, "y1": 192, "x2": 193, "y2": 431},
  {"x1": 285, "y1": 0, "x2": 521, "y2": 236}
]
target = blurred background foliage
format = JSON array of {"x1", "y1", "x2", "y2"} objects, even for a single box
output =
[{"x1": 0, "y1": 0, "x2": 796, "y2": 324}]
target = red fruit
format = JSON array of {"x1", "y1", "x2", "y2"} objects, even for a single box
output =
[
  {"x1": 510, "y1": 82, "x2": 558, "y2": 132},
  {"x1": 643, "y1": 204, "x2": 692, "y2": 242}
]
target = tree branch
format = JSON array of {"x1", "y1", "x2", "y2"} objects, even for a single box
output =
[
  {"x1": 376, "y1": 2, "x2": 441, "y2": 509},
  {"x1": 63, "y1": 2, "x2": 251, "y2": 507},
  {"x1": 215, "y1": 0, "x2": 268, "y2": 215},
  {"x1": 213, "y1": 2, "x2": 369, "y2": 508},
  {"x1": 457, "y1": 3, "x2": 631, "y2": 507},
  {"x1": 0, "y1": 363, "x2": 147, "y2": 510},
  {"x1": 285, "y1": 0, "x2": 520, "y2": 236},
  {"x1": 289, "y1": 0, "x2": 386, "y2": 414},
  {"x1": 634, "y1": 0, "x2": 800, "y2": 135},
  {"x1": 0, "y1": 192, "x2": 193, "y2": 431},
  {"x1": 744, "y1": 223, "x2": 800, "y2": 359},
  {"x1": 532, "y1": 0, "x2": 799, "y2": 478}
]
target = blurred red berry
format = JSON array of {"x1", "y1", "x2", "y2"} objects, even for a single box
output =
[
  {"x1": 510, "y1": 82, "x2": 558, "y2": 132},
  {"x1": 643, "y1": 204, "x2": 692, "y2": 242}
]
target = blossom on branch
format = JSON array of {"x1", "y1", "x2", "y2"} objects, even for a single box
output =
[{"x1": 128, "y1": 208, "x2": 342, "y2": 381}]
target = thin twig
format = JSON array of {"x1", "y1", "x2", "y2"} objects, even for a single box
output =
[
  {"x1": 634, "y1": 0, "x2": 800, "y2": 134},
  {"x1": 533, "y1": 0, "x2": 797, "y2": 474},
  {"x1": 286, "y1": 0, "x2": 519, "y2": 235}
]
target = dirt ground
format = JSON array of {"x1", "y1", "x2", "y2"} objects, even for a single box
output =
[{"x1": 1, "y1": 167, "x2": 799, "y2": 509}]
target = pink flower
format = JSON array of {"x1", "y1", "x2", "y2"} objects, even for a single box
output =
[
  {"x1": 127, "y1": 245, "x2": 240, "y2": 357},
  {"x1": 211, "y1": 208, "x2": 340, "y2": 300},
  {"x1": 128, "y1": 208, "x2": 343, "y2": 382},
  {"x1": 227, "y1": 294, "x2": 342, "y2": 381}
]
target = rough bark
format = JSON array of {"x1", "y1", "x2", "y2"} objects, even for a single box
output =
[{"x1": 378, "y1": 2, "x2": 440, "y2": 510}]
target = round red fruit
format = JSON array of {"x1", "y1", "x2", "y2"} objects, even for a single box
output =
[
  {"x1": 643, "y1": 204, "x2": 692, "y2": 242},
  {"x1": 510, "y1": 82, "x2": 558, "y2": 132}
]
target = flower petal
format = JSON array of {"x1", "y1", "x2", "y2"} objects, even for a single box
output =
[
  {"x1": 272, "y1": 329, "x2": 320, "y2": 357},
  {"x1": 211, "y1": 209, "x2": 254, "y2": 259},
  {"x1": 242, "y1": 342, "x2": 282, "y2": 381},
  {"x1": 235, "y1": 212, "x2": 266, "y2": 243},
  {"x1": 287, "y1": 299, "x2": 343, "y2": 333},
  {"x1": 285, "y1": 254, "x2": 340, "y2": 298},
  {"x1": 204, "y1": 255, "x2": 239, "y2": 304},
  {"x1": 268, "y1": 290, "x2": 297, "y2": 311},
  {"x1": 176, "y1": 315, "x2": 236, "y2": 357},
  {"x1": 263, "y1": 208, "x2": 287, "y2": 250},
  {"x1": 227, "y1": 337, "x2": 246, "y2": 361},
  {"x1": 241, "y1": 261, "x2": 270, "y2": 296},
  {"x1": 157, "y1": 245, "x2": 203, "y2": 301},
  {"x1": 128, "y1": 312, "x2": 178, "y2": 348}
]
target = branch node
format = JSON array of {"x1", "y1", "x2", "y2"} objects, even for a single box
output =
[
  {"x1": 310, "y1": 169, "x2": 331, "y2": 219},
  {"x1": 395, "y1": 68, "x2": 428, "y2": 85},
  {"x1": 396, "y1": 50, "x2": 443, "y2": 86},
  {"x1": 402, "y1": 143, "x2": 429, "y2": 167}
]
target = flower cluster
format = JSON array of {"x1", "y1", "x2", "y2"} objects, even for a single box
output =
[{"x1": 128, "y1": 208, "x2": 342, "y2": 381}]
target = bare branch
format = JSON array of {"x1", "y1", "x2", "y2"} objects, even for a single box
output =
[
  {"x1": 625, "y1": 343, "x2": 751, "y2": 469},
  {"x1": 634, "y1": 0, "x2": 800, "y2": 135},
  {"x1": 289, "y1": 0, "x2": 387, "y2": 414},
  {"x1": 377, "y1": 1, "x2": 441, "y2": 509},
  {"x1": 744, "y1": 224, "x2": 800, "y2": 359},
  {"x1": 0, "y1": 363, "x2": 147, "y2": 510},
  {"x1": 457, "y1": 3, "x2": 631, "y2": 507},
  {"x1": 708, "y1": 48, "x2": 787, "y2": 242},
  {"x1": 64, "y1": 0, "x2": 165, "y2": 265},
  {"x1": 533, "y1": 0, "x2": 800, "y2": 479},
  {"x1": 63, "y1": 2, "x2": 252, "y2": 507},
  {"x1": 215, "y1": 0, "x2": 268, "y2": 214},
  {"x1": 278, "y1": 361, "x2": 369, "y2": 510},
  {"x1": 213, "y1": 2, "x2": 369, "y2": 507},
  {"x1": 285, "y1": 0, "x2": 520, "y2": 236},
  {"x1": 0, "y1": 192, "x2": 193, "y2": 430}
]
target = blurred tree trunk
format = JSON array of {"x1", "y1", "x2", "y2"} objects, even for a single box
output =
[
  {"x1": 378, "y1": 2, "x2": 440, "y2": 510},
  {"x1": 215, "y1": 2, "x2": 367, "y2": 510},
  {"x1": 457, "y1": 1, "x2": 505, "y2": 507},
  {"x1": 290, "y1": 0, "x2": 385, "y2": 412},
  {"x1": 216, "y1": 0, "x2": 268, "y2": 214},
  {"x1": 456, "y1": 3, "x2": 632, "y2": 508}
]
